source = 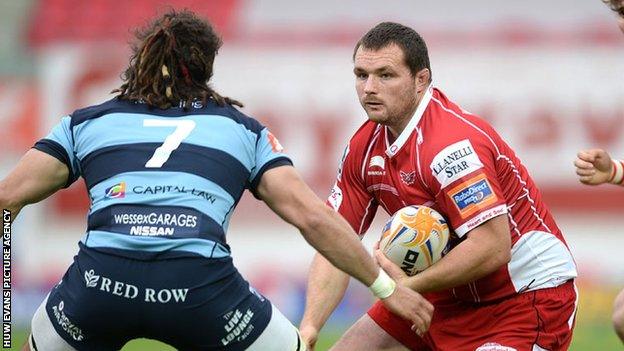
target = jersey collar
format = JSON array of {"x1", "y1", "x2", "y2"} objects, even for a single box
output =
[{"x1": 385, "y1": 83, "x2": 433, "y2": 158}]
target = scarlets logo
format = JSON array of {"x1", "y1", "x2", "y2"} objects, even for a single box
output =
[
  {"x1": 105, "y1": 182, "x2": 126, "y2": 199},
  {"x1": 400, "y1": 170, "x2": 416, "y2": 185}
]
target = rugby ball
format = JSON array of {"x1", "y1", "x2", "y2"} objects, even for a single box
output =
[{"x1": 379, "y1": 205, "x2": 450, "y2": 276}]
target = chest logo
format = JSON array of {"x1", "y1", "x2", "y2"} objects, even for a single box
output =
[
  {"x1": 430, "y1": 139, "x2": 483, "y2": 189},
  {"x1": 400, "y1": 170, "x2": 416, "y2": 185},
  {"x1": 368, "y1": 155, "x2": 386, "y2": 176}
]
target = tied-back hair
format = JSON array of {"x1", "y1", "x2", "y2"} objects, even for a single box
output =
[{"x1": 113, "y1": 9, "x2": 243, "y2": 109}]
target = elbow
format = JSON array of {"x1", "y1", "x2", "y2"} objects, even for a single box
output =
[
  {"x1": 491, "y1": 243, "x2": 512, "y2": 271},
  {"x1": 482, "y1": 250, "x2": 510, "y2": 277},
  {"x1": 0, "y1": 182, "x2": 9, "y2": 208},
  {"x1": 498, "y1": 249, "x2": 512, "y2": 267},
  {"x1": 479, "y1": 238, "x2": 511, "y2": 275},
  {"x1": 0, "y1": 182, "x2": 18, "y2": 212}
]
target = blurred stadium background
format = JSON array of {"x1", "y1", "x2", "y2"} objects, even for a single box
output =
[{"x1": 1, "y1": 0, "x2": 623, "y2": 349}]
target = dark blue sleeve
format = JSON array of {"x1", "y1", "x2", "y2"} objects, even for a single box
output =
[
  {"x1": 248, "y1": 128, "x2": 293, "y2": 198},
  {"x1": 32, "y1": 116, "x2": 80, "y2": 187}
]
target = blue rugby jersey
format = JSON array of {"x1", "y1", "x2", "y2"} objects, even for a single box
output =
[{"x1": 33, "y1": 98, "x2": 292, "y2": 259}]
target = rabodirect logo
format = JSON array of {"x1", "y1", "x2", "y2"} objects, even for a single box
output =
[
  {"x1": 104, "y1": 182, "x2": 126, "y2": 199},
  {"x1": 452, "y1": 180, "x2": 491, "y2": 209}
]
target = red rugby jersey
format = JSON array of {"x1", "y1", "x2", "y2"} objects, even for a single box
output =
[{"x1": 328, "y1": 86, "x2": 577, "y2": 303}]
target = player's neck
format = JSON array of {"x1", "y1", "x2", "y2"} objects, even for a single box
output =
[{"x1": 386, "y1": 92, "x2": 423, "y2": 138}]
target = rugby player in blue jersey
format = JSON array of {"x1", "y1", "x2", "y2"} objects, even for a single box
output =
[{"x1": 0, "y1": 10, "x2": 432, "y2": 351}]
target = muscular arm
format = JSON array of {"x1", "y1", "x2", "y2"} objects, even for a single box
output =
[
  {"x1": 257, "y1": 165, "x2": 380, "y2": 286},
  {"x1": 258, "y1": 165, "x2": 434, "y2": 339},
  {"x1": 0, "y1": 149, "x2": 69, "y2": 219},
  {"x1": 404, "y1": 215, "x2": 511, "y2": 293}
]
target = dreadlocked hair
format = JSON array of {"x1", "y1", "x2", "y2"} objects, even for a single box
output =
[
  {"x1": 603, "y1": 0, "x2": 624, "y2": 16},
  {"x1": 113, "y1": 9, "x2": 243, "y2": 109}
]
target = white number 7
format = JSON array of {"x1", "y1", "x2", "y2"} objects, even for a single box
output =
[{"x1": 143, "y1": 119, "x2": 196, "y2": 168}]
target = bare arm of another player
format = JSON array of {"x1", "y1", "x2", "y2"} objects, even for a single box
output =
[
  {"x1": 0, "y1": 149, "x2": 69, "y2": 218},
  {"x1": 299, "y1": 253, "x2": 350, "y2": 349},
  {"x1": 257, "y1": 166, "x2": 380, "y2": 285},
  {"x1": 377, "y1": 215, "x2": 511, "y2": 294},
  {"x1": 574, "y1": 149, "x2": 624, "y2": 186},
  {"x1": 257, "y1": 166, "x2": 434, "y2": 334}
]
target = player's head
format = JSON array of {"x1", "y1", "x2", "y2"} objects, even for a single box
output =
[
  {"x1": 114, "y1": 9, "x2": 242, "y2": 109},
  {"x1": 353, "y1": 22, "x2": 431, "y2": 129}
]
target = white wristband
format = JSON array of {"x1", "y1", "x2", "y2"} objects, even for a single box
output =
[
  {"x1": 609, "y1": 159, "x2": 624, "y2": 185},
  {"x1": 369, "y1": 270, "x2": 396, "y2": 299}
]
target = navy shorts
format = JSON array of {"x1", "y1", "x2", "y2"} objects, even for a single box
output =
[{"x1": 41, "y1": 244, "x2": 272, "y2": 350}]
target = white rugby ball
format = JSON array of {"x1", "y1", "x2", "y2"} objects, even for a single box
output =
[{"x1": 379, "y1": 205, "x2": 450, "y2": 276}]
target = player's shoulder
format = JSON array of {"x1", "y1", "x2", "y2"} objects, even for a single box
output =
[
  {"x1": 334, "y1": 120, "x2": 381, "y2": 175},
  {"x1": 347, "y1": 120, "x2": 382, "y2": 153},
  {"x1": 215, "y1": 102, "x2": 264, "y2": 136},
  {"x1": 425, "y1": 88, "x2": 500, "y2": 149},
  {"x1": 69, "y1": 97, "x2": 126, "y2": 128}
]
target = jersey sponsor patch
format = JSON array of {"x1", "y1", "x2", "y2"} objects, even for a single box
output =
[
  {"x1": 368, "y1": 155, "x2": 386, "y2": 176},
  {"x1": 430, "y1": 139, "x2": 483, "y2": 188},
  {"x1": 455, "y1": 204, "x2": 507, "y2": 237},
  {"x1": 369, "y1": 155, "x2": 385, "y2": 169},
  {"x1": 93, "y1": 207, "x2": 202, "y2": 237},
  {"x1": 105, "y1": 182, "x2": 126, "y2": 199},
  {"x1": 328, "y1": 182, "x2": 343, "y2": 211},
  {"x1": 448, "y1": 173, "x2": 497, "y2": 218}
]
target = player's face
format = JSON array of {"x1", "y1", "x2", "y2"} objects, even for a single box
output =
[{"x1": 354, "y1": 44, "x2": 418, "y2": 130}]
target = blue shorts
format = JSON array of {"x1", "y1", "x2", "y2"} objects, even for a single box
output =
[{"x1": 39, "y1": 244, "x2": 273, "y2": 350}]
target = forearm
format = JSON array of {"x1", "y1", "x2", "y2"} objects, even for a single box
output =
[
  {"x1": 300, "y1": 253, "x2": 350, "y2": 331},
  {"x1": 299, "y1": 203, "x2": 379, "y2": 287},
  {"x1": 257, "y1": 166, "x2": 382, "y2": 288}
]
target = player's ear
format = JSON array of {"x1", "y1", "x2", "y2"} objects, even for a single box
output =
[{"x1": 414, "y1": 68, "x2": 430, "y2": 92}]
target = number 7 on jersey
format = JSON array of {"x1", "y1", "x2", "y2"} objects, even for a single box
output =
[{"x1": 143, "y1": 119, "x2": 196, "y2": 168}]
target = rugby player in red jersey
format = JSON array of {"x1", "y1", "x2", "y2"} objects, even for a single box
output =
[{"x1": 300, "y1": 22, "x2": 578, "y2": 351}]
